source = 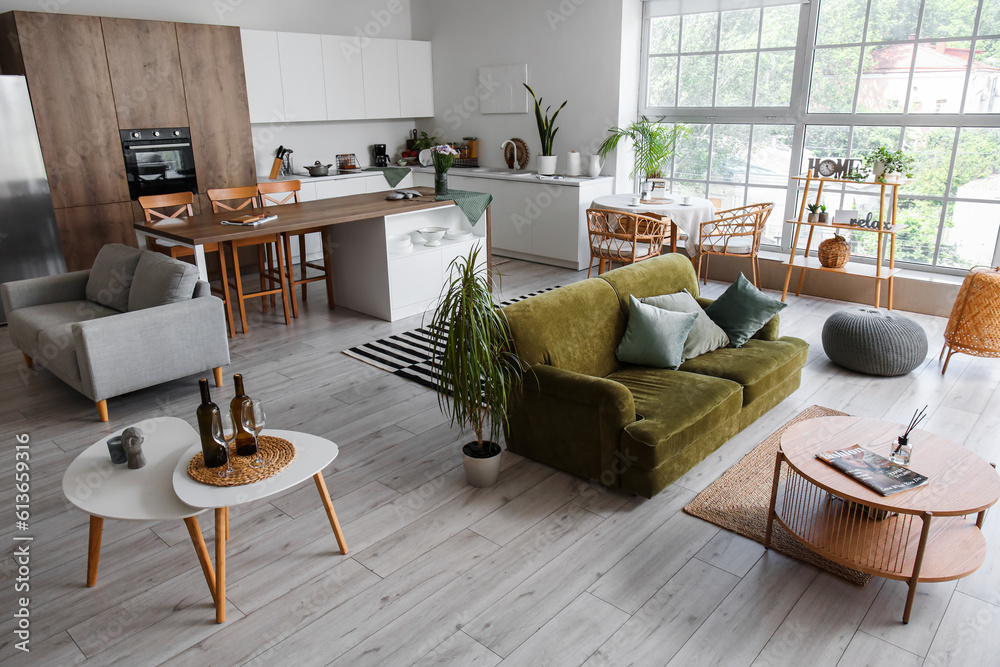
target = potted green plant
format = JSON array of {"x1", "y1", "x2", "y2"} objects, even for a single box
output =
[
  {"x1": 818, "y1": 204, "x2": 828, "y2": 223},
  {"x1": 523, "y1": 83, "x2": 566, "y2": 175},
  {"x1": 857, "y1": 146, "x2": 914, "y2": 183},
  {"x1": 427, "y1": 246, "x2": 523, "y2": 487},
  {"x1": 807, "y1": 203, "x2": 820, "y2": 222},
  {"x1": 597, "y1": 116, "x2": 690, "y2": 187}
]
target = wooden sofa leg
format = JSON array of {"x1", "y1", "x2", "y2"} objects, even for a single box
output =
[
  {"x1": 96, "y1": 400, "x2": 109, "y2": 422},
  {"x1": 213, "y1": 367, "x2": 224, "y2": 387},
  {"x1": 23, "y1": 353, "x2": 33, "y2": 369}
]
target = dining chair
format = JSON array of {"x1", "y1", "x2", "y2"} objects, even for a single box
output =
[
  {"x1": 696, "y1": 203, "x2": 773, "y2": 288},
  {"x1": 138, "y1": 192, "x2": 236, "y2": 337},
  {"x1": 586, "y1": 209, "x2": 670, "y2": 278},
  {"x1": 207, "y1": 186, "x2": 291, "y2": 334},
  {"x1": 257, "y1": 180, "x2": 333, "y2": 318}
]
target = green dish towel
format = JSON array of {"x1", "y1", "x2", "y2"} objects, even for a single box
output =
[
  {"x1": 364, "y1": 166, "x2": 411, "y2": 188},
  {"x1": 437, "y1": 189, "x2": 493, "y2": 226}
]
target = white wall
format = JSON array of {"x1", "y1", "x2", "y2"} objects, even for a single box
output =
[{"x1": 410, "y1": 0, "x2": 639, "y2": 191}]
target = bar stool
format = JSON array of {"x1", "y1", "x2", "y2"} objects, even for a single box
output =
[
  {"x1": 138, "y1": 192, "x2": 236, "y2": 338},
  {"x1": 206, "y1": 186, "x2": 291, "y2": 334},
  {"x1": 257, "y1": 180, "x2": 334, "y2": 318}
]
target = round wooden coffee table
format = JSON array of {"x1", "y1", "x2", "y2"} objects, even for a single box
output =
[{"x1": 764, "y1": 416, "x2": 999, "y2": 623}]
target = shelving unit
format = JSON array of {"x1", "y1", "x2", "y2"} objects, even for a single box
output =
[{"x1": 781, "y1": 174, "x2": 906, "y2": 309}]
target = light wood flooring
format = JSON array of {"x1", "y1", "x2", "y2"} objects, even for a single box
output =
[{"x1": 2, "y1": 257, "x2": 999, "y2": 666}]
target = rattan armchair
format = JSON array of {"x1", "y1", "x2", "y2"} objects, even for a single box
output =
[
  {"x1": 696, "y1": 203, "x2": 773, "y2": 287},
  {"x1": 586, "y1": 209, "x2": 670, "y2": 277}
]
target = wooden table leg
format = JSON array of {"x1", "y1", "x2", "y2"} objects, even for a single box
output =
[
  {"x1": 764, "y1": 452, "x2": 784, "y2": 549},
  {"x1": 215, "y1": 507, "x2": 226, "y2": 623},
  {"x1": 903, "y1": 511, "x2": 933, "y2": 624},
  {"x1": 225, "y1": 506, "x2": 230, "y2": 540},
  {"x1": 87, "y1": 515, "x2": 103, "y2": 587},
  {"x1": 313, "y1": 473, "x2": 348, "y2": 554},
  {"x1": 670, "y1": 220, "x2": 677, "y2": 254},
  {"x1": 321, "y1": 227, "x2": 335, "y2": 310},
  {"x1": 184, "y1": 516, "x2": 217, "y2": 603}
]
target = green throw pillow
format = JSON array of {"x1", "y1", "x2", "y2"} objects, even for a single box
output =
[
  {"x1": 616, "y1": 295, "x2": 699, "y2": 369},
  {"x1": 704, "y1": 273, "x2": 786, "y2": 347},
  {"x1": 643, "y1": 289, "x2": 730, "y2": 361}
]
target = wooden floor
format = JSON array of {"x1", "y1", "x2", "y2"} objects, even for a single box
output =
[{"x1": 2, "y1": 257, "x2": 998, "y2": 667}]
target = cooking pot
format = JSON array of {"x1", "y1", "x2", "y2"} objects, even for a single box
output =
[{"x1": 305, "y1": 161, "x2": 333, "y2": 176}]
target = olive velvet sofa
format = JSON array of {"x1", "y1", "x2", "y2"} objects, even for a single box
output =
[{"x1": 502, "y1": 254, "x2": 808, "y2": 498}]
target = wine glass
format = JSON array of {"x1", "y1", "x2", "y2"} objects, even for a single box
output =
[
  {"x1": 241, "y1": 399, "x2": 266, "y2": 469},
  {"x1": 214, "y1": 411, "x2": 237, "y2": 478}
]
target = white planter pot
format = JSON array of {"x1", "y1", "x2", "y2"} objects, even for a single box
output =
[
  {"x1": 462, "y1": 442, "x2": 502, "y2": 487},
  {"x1": 872, "y1": 160, "x2": 885, "y2": 177},
  {"x1": 537, "y1": 154, "x2": 557, "y2": 175}
]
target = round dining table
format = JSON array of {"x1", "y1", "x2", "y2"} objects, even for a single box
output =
[{"x1": 591, "y1": 193, "x2": 716, "y2": 255}]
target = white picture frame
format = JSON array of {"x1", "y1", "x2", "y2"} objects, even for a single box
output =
[
  {"x1": 834, "y1": 209, "x2": 858, "y2": 226},
  {"x1": 479, "y1": 64, "x2": 529, "y2": 114}
]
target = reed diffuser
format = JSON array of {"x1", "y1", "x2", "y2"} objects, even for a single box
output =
[{"x1": 890, "y1": 405, "x2": 927, "y2": 465}]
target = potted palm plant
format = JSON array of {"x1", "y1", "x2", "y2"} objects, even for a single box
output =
[
  {"x1": 427, "y1": 246, "x2": 523, "y2": 487},
  {"x1": 523, "y1": 83, "x2": 566, "y2": 176},
  {"x1": 598, "y1": 116, "x2": 690, "y2": 186}
]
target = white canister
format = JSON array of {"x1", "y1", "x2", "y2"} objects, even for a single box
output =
[{"x1": 566, "y1": 151, "x2": 581, "y2": 176}]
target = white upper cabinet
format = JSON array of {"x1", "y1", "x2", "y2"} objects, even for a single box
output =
[
  {"x1": 241, "y1": 29, "x2": 284, "y2": 123},
  {"x1": 361, "y1": 38, "x2": 400, "y2": 119},
  {"x1": 397, "y1": 40, "x2": 433, "y2": 118},
  {"x1": 321, "y1": 35, "x2": 366, "y2": 120},
  {"x1": 276, "y1": 32, "x2": 327, "y2": 122}
]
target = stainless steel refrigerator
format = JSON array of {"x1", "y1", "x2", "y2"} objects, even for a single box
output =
[{"x1": 0, "y1": 75, "x2": 66, "y2": 324}]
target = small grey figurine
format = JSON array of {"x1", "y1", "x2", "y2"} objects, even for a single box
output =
[{"x1": 121, "y1": 426, "x2": 146, "y2": 470}]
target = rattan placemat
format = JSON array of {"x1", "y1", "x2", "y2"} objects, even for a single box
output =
[
  {"x1": 641, "y1": 197, "x2": 673, "y2": 205},
  {"x1": 187, "y1": 435, "x2": 296, "y2": 487}
]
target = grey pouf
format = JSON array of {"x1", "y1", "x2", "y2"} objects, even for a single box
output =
[{"x1": 822, "y1": 307, "x2": 928, "y2": 376}]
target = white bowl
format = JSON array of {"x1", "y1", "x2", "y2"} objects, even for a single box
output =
[
  {"x1": 445, "y1": 230, "x2": 474, "y2": 241},
  {"x1": 417, "y1": 226, "x2": 447, "y2": 246},
  {"x1": 387, "y1": 234, "x2": 413, "y2": 254}
]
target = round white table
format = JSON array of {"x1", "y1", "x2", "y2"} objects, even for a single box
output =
[
  {"x1": 172, "y1": 428, "x2": 348, "y2": 623},
  {"x1": 62, "y1": 418, "x2": 216, "y2": 599},
  {"x1": 591, "y1": 193, "x2": 716, "y2": 255}
]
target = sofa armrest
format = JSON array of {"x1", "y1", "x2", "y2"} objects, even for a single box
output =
[
  {"x1": 695, "y1": 296, "x2": 780, "y2": 341},
  {"x1": 1, "y1": 270, "x2": 90, "y2": 313},
  {"x1": 72, "y1": 295, "x2": 230, "y2": 401},
  {"x1": 505, "y1": 364, "x2": 635, "y2": 486}
]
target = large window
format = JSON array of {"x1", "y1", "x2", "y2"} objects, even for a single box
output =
[{"x1": 641, "y1": 0, "x2": 1000, "y2": 273}]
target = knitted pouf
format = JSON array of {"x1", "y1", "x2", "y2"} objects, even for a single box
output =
[{"x1": 822, "y1": 307, "x2": 928, "y2": 376}]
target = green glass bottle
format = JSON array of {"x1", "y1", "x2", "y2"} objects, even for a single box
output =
[
  {"x1": 230, "y1": 373, "x2": 257, "y2": 456},
  {"x1": 196, "y1": 379, "x2": 228, "y2": 468}
]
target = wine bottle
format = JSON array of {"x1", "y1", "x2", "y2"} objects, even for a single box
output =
[
  {"x1": 196, "y1": 379, "x2": 228, "y2": 468},
  {"x1": 231, "y1": 373, "x2": 257, "y2": 456}
]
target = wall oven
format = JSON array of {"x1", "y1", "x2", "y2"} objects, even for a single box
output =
[{"x1": 120, "y1": 127, "x2": 198, "y2": 200}]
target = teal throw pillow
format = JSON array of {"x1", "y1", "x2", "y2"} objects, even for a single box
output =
[
  {"x1": 704, "y1": 273, "x2": 786, "y2": 347},
  {"x1": 616, "y1": 295, "x2": 699, "y2": 369},
  {"x1": 643, "y1": 289, "x2": 730, "y2": 361}
]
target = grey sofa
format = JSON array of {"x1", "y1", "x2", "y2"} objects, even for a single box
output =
[{"x1": 2, "y1": 244, "x2": 230, "y2": 421}]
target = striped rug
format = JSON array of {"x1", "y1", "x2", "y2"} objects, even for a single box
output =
[{"x1": 343, "y1": 286, "x2": 560, "y2": 390}]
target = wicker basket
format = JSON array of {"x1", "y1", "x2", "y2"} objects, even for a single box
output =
[
  {"x1": 818, "y1": 234, "x2": 850, "y2": 268},
  {"x1": 941, "y1": 265, "x2": 1000, "y2": 373}
]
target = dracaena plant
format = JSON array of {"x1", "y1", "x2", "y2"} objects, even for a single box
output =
[
  {"x1": 523, "y1": 83, "x2": 566, "y2": 157},
  {"x1": 598, "y1": 116, "x2": 690, "y2": 180}
]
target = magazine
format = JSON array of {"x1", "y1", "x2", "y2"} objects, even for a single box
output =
[
  {"x1": 221, "y1": 213, "x2": 278, "y2": 226},
  {"x1": 816, "y1": 444, "x2": 929, "y2": 496}
]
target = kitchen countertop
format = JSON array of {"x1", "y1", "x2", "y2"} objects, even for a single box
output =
[
  {"x1": 412, "y1": 166, "x2": 613, "y2": 187},
  {"x1": 258, "y1": 170, "x2": 381, "y2": 184}
]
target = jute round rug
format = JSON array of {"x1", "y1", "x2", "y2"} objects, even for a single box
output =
[{"x1": 683, "y1": 404, "x2": 872, "y2": 586}]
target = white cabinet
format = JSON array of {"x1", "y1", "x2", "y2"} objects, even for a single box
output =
[
  {"x1": 362, "y1": 38, "x2": 400, "y2": 119},
  {"x1": 314, "y1": 177, "x2": 369, "y2": 200},
  {"x1": 241, "y1": 30, "x2": 284, "y2": 123},
  {"x1": 489, "y1": 180, "x2": 533, "y2": 255},
  {"x1": 365, "y1": 173, "x2": 413, "y2": 193},
  {"x1": 276, "y1": 32, "x2": 327, "y2": 122},
  {"x1": 397, "y1": 40, "x2": 433, "y2": 118},
  {"x1": 527, "y1": 185, "x2": 581, "y2": 263},
  {"x1": 322, "y1": 35, "x2": 366, "y2": 120}
]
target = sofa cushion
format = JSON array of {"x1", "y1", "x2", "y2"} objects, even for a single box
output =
[
  {"x1": 705, "y1": 273, "x2": 786, "y2": 347},
  {"x1": 678, "y1": 337, "x2": 810, "y2": 406},
  {"x1": 6, "y1": 300, "x2": 118, "y2": 354},
  {"x1": 599, "y1": 253, "x2": 701, "y2": 315},
  {"x1": 128, "y1": 252, "x2": 199, "y2": 311},
  {"x1": 643, "y1": 289, "x2": 730, "y2": 360},
  {"x1": 607, "y1": 367, "x2": 743, "y2": 472},
  {"x1": 86, "y1": 244, "x2": 142, "y2": 313},
  {"x1": 616, "y1": 295, "x2": 698, "y2": 369}
]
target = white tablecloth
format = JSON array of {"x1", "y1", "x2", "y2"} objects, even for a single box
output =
[{"x1": 591, "y1": 193, "x2": 716, "y2": 255}]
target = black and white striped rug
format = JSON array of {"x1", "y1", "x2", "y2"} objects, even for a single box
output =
[{"x1": 343, "y1": 286, "x2": 560, "y2": 390}]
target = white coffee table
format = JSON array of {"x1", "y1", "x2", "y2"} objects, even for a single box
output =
[
  {"x1": 62, "y1": 418, "x2": 216, "y2": 600},
  {"x1": 172, "y1": 428, "x2": 348, "y2": 623},
  {"x1": 591, "y1": 193, "x2": 716, "y2": 255}
]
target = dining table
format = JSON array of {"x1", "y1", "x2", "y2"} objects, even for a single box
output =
[{"x1": 590, "y1": 193, "x2": 716, "y2": 256}]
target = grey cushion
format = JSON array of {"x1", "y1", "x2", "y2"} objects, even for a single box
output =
[
  {"x1": 822, "y1": 307, "x2": 928, "y2": 376},
  {"x1": 616, "y1": 295, "x2": 699, "y2": 369},
  {"x1": 7, "y1": 300, "x2": 118, "y2": 353},
  {"x1": 705, "y1": 273, "x2": 787, "y2": 348},
  {"x1": 128, "y1": 252, "x2": 199, "y2": 311},
  {"x1": 643, "y1": 289, "x2": 730, "y2": 361},
  {"x1": 86, "y1": 244, "x2": 142, "y2": 313}
]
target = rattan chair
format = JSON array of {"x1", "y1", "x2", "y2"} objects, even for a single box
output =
[
  {"x1": 586, "y1": 209, "x2": 670, "y2": 278},
  {"x1": 696, "y1": 203, "x2": 773, "y2": 287},
  {"x1": 940, "y1": 265, "x2": 1000, "y2": 374}
]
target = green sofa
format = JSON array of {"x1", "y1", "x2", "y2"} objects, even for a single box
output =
[{"x1": 502, "y1": 254, "x2": 808, "y2": 498}]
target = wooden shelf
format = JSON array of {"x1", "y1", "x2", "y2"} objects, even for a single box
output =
[
  {"x1": 784, "y1": 220, "x2": 906, "y2": 234},
  {"x1": 783, "y1": 256, "x2": 901, "y2": 279},
  {"x1": 791, "y1": 175, "x2": 911, "y2": 186}
]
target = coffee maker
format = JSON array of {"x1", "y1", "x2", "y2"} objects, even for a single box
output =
[{"x1": 372, "y1": 144, "x2": 389, "y2": 167}]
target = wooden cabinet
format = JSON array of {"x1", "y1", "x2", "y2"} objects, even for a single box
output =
[
  {"x1": 54, "y1": 203, "x2": 135, "y2": 271},
  {"x1": 322, "y1": 35, "x2": 366, "y2": 120},
  {"x1": 277, "y1": 32, "x2": 327, "y2": 122},
  {"x1": 241, "y1": 29, "x2": 285, "y2": 123},
  {"x1": 362, "y1": 39, "x2": 401, "y2": 119},
  {"x1": 397, "y1": 40, "x2": 433, "y2": 118},
  {"x1": 176, "y1": 23, "x2": 255, "y2": 192},
  {"x1": 102, "y1": 18, "x2": 188, "y2": 129}
]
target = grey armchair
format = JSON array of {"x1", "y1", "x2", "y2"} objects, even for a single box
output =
[{"x1": 2, "y1": 244, "x2": 231, "y2": 421}]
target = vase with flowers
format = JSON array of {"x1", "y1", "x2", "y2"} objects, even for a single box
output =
[{"x1": 431, "y1": 144, "x2": 460, "y2": 196}]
